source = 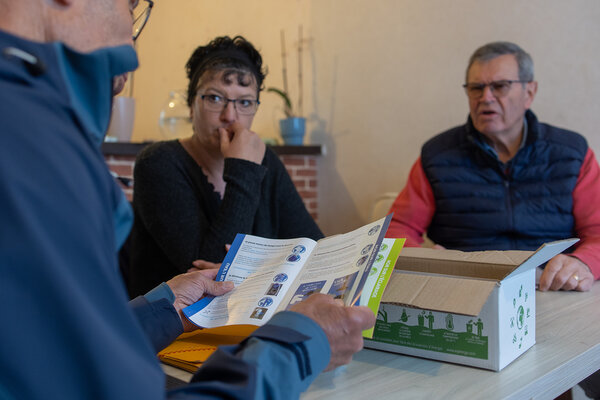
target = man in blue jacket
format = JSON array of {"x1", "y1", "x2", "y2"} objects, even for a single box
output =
[{"x1": 0, "y1": 1, "x2": 375, "y2": 399}]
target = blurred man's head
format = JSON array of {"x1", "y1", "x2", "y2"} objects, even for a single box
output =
[
  {"x1": 463, "y1": 42, "x2": 538, "y2": 141},
  {"x1": 465, "y1": 41, "x2": 534, "y2": 84},
  {"x1": 0, "y1": 0, "x2": 138, "y2": 52}
]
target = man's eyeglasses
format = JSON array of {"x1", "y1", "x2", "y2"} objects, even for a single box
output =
[
  {"x1": 199, "y1": 94, "x2": 260, "y2": 115},
  {"x1": 462, "y1": 80, "x2": 529, "y2": 99},
  {"x1": 132, "y1": 0, "x2": 154, "y2": 41}
]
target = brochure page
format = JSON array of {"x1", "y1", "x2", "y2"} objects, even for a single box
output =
[
  {"x1": 280, "y1": 216, "x2": 392, "y2": 309},
  {"x1": 184, "y1": 235, "x2": 317, "y2": 328},
  {"x1": 184, "y1": 215, "x2": 393, "y2": 329}
]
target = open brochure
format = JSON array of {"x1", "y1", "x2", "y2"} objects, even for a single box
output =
[
  {"x1": 160, "y1": 240, "x2": 403, "y2": 374},
  {"x1": 183, "y1": 215, "x2": 401, "y2": 330}
]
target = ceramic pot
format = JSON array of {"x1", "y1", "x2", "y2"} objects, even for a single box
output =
[{"x1": 279, "y1": 117, "x2": 306, "y2": 145}]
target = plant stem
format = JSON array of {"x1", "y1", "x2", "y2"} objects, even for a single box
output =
[
  {"x1": 280, "y1": 30, "x2": 289, "y2": 102},
  {"x1": 297, "y1": 25, "x2": 303, "y2": 117}
]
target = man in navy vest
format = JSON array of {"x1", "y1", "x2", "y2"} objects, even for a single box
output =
[{"x1": 387, "y1": 41, "x2": 600, "y2": 292}]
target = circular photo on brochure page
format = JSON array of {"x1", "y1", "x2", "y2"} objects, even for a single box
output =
[
  {"x1": 368, "y1": 225, "x2": 380, "y2": 236},
  {"x1": 258, "y1": 297, "x2": 274, "y2": 307},
  {"x1": 273, "y1": 273, "x2": 288, "y2": 283}
]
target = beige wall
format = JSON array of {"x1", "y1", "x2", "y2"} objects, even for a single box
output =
[{"x1": 130, "y1": 0, "x2": 600, "y2": 235}]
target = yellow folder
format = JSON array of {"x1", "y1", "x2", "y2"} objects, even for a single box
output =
[{"x1": 158, "y1": 325, "x2": 257, "y2": 373}]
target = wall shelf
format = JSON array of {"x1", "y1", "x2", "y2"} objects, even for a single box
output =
[{"x1": 102, "y1": 142, "x2": 324, "y2": 157}]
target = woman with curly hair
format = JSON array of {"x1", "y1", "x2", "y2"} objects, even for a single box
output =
[{"x1": 128, "y1": 36, "x2": 322, "y2": 297}]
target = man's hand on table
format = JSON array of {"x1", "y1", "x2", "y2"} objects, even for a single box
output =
[
  {"x1": 538, "y1": 254, "x2": 594, "y2": 292},
  {"x1": 289, "y1": 293, "x2": 376, "y2": 371}
]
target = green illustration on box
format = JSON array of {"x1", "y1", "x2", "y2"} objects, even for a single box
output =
[
  {"x1": 509, "y1": 284, "x2": 531, "y2": 350},
  {"x1": 373, "y1": 306, "x2": 489, "y2": 360}
]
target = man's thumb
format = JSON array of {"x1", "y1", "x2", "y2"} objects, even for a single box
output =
[{"x1": 204, "y1": 280, "x2": 234, "y2": 296}]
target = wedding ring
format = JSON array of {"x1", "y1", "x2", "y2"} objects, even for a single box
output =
[{"x1": 572, "y1": 274, "x2": 580, "y2": 282}]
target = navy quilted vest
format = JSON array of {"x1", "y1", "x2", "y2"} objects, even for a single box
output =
[{"x1": 422, "y1": 110, "x2": 587, "y2": 251}]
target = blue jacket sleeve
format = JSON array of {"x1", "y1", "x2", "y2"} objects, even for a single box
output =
[
  {"x1": 167, "y1": 311, "x2": 331, "y2": 399},
  {"x1": 130, "y1": 296, "x2": 183, "y2": 352}
]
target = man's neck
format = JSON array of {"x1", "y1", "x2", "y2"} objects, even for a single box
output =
[
  {"x1": 481, "y1": 120, "x2": 525, "y2": 164},
  {"x1": 0, "y1": 2, "x2": 46, "y2": 43}
]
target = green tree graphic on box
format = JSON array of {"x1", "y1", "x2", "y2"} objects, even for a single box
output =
[
  {"x1": 400, "y1": 308, "x2": 410, "y2": 322},
  {"x1": 445, "y1": 313, "x2": 454, "y2": 330},
  {"x1": 378, "y1": 309, "x2": 388, "y2": 323},
  {"x1": 509, "y1": 284, "x2": 531, "y2": 350},
  {"x1": 372, "y1": 306, "x2": 489, "y2": 360}
]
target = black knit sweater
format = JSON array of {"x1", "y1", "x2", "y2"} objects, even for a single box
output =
[{"x1": 127, "y1": 140, "x2": 323, "y2": 297}]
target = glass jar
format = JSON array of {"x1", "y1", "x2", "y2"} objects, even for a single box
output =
[{"x1": 158, "y1": 90, "x2": 193, "y2": 139}]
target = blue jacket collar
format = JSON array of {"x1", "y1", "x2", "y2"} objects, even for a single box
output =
[
  {"x1": 1, "y1": 29, "x2": 138, "y2": 147},
  {"x1": 53, "y1": 43, "x2": 138, "y2": 147}
]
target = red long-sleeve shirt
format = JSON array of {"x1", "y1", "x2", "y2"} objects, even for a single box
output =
[{"x1": 387, "y1": 149, "x2": 600, "y2": 279}]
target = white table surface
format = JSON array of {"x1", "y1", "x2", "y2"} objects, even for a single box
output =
[{"x1": 163, "y1": 283, "x2": 600, "y2": 400}]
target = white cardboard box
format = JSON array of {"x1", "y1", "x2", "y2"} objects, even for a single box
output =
[{"x1": 364, "y1": 239, "x2": 578, "y2": 371}]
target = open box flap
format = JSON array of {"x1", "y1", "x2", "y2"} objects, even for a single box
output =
[
  {"x1": 381, "y1": 271, "x2": 497, "y2": 317},
  {"x1": 398, "y1": 247, "x2": 533, "y2": 265},
  {"x1": 396, "y1": 247, "x2": 533, "y2": 280},
  {"x1": 503, "y1": 238, "x2": 579, "y2": 281}
]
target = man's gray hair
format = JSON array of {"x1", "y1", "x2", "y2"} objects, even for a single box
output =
[{"x1": 466, "y1": 41, "x2": 534, "y2": 83}]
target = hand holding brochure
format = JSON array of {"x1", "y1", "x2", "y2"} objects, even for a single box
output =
[{"x1": 183, "y1": 215, "x2": 397, "y2": 329}]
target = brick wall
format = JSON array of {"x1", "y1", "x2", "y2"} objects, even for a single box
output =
[
  {"x1": 105, "y1": 152, "x2": 320, "y2": 221},
  {"x1": 280, "y1": 155, "x2": 319, "y2": 221},
  {"x1": 105, "y1": 155, "x2": 135, "y2": 201}
]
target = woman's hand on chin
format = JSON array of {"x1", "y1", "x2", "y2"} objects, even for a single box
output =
[{"x1": 219, "y1": 122, "x2": 265, "y2": 164}]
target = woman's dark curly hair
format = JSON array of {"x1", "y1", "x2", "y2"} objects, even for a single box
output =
[{"x1": 185, "y1": 35, "x2": 267, "y2": 108}]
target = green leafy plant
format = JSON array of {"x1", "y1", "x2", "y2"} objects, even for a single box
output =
[{"x1": 267, "y1": 87, "x2": 293, "y2": 118}]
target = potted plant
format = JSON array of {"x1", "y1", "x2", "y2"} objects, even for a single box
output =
[
  {"x1": 268, "y1": 27, "x2": 306, "y2": 145},
  {"x1": 267, "y1": 87, "x2": 305, "y2": 145}
]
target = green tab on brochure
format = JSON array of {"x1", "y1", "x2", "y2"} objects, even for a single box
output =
[{"x1": 360, "y1": 238, "x2": 405, "y2": 338}]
